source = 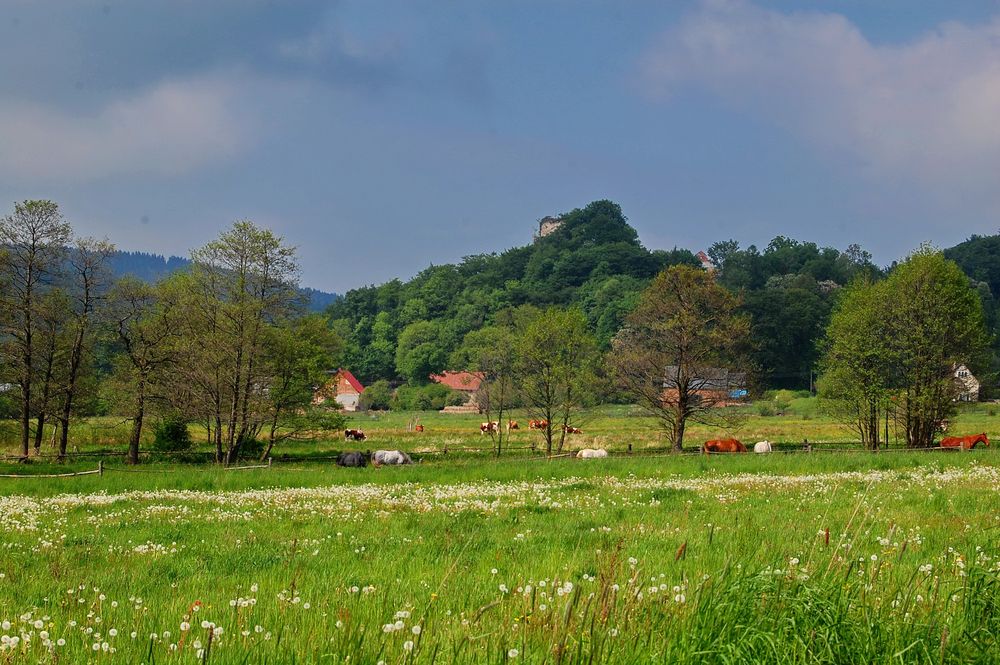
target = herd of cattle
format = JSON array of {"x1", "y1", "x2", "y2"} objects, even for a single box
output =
[
  {"x1": 336, "y1": 428, "x2": 991, "y2": 468},
  {"x1": 478, "y1": 420, "x2": 583, "y2": 434}
]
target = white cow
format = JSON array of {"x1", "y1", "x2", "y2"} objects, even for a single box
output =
[
  {"x1": 753, "y1": 440, "x2": 772, "y2": 454},
  {"x1": 372, "y1": 450, "x2": 413, "y2": 465},
  {"x1": 576, "y1": 448, "x2": 608, "y2": 459}
]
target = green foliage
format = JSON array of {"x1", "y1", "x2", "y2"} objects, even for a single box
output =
[
  {"x1": 328, "y1": 200, "x2": 677, "y2": 385},
  {"x1": 393, "y1": 383, "x2": 459, "y2": 411},
  {"x1": 152, "y1": 416, "x2": 193, "y2": 453},
  {"x1": 820, "y1": 249, "x2": 991, "y2": 447},
  {"x1": 395, "y1": 320, "x2": 449, "y2": 385},
  {"x1": 359, "y1": 379, "x2": 393, "y2": 410}
]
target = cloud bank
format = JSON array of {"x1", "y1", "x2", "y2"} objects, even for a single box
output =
[
  {"x1": 641, "y1": 1, "x2": 1000, "y2": 193},
  {"x1": 0, "y1": 76, "x2": 250, "y2": 182}
]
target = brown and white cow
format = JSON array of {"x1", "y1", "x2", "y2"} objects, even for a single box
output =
[
  {"x1": 345, "y1": 429, "x2": 367, "y2": 441},
  {"x1": 563, "y1": 426, "x2": 582, "y2": 434},
  {"x1": 528, "y1": 419, "x2": 549, "y2": 430},
  {"x1": 480, "y1": 421, "x2": 499, "y2": 434}
]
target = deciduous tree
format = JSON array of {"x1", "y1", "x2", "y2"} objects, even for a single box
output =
[{"x1": 610, "y1": 265, "x2": 751, "y2": 451}]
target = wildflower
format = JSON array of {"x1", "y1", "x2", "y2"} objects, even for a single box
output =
[
  {"x1": 108, "y1": 628, "x2": 118, "y2": 637},
  {"x1": 509, "y1": 648, "x2": 519, "y2": 658},
  {"x1": 180, "y1": 622, "x2": 190, "y2": 631},
  {"x1": 403, "y1": 640, "x2": 414, "y2": 651},
  {"x1": 412, "y1": 625, "x2": 422, "y2": 635}
]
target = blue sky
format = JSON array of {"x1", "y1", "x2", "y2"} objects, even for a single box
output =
[{"x1": 2, "y1": 0, "x2": 1000, "y2": 292}]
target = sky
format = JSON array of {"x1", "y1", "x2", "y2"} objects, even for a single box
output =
[{"x1": 2, "y1": 0, "x2": 1000, "y2": 293}]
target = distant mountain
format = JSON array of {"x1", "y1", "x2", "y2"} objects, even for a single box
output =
[{"x1": 108, "y1": 250, "x2": 338, "y2": 312}]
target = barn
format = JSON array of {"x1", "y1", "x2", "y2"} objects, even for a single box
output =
[
  {"x1": 313, "y1": 369, "x2": 365, "y2": 411},
  {"x1": 662, "y1": 366, "x2": 748, "y2": 407},
  {"x1": 430, "y1": 370, "x2": 484, "y2": 413}
]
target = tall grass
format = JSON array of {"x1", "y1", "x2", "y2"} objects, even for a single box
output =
[{"x1": 1, "y1": 454, "x2": 998, "y2": 662}]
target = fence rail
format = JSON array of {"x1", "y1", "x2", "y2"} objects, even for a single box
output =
[{"x1": 0, "y1": 442, "x2": 991, "y2": 479}]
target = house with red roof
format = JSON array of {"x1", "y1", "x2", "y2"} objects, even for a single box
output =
[
  {"x1": 430, "y1": 370, "x2": 484, "y2": 413},
  {"x1": 313, "y1": 368, "x2": 365, "y2": 411}
]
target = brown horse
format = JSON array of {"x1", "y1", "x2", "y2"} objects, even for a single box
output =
[
  {"x1": 703, "y1": 438, "x2": 747, "y2": 454},
  {"x1": 940, "y1": 433, "x2": 989, "y2": 450}
]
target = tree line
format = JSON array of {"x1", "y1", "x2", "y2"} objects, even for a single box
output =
[
  {"x1": 1, "y1": 198, "x2": 992, "y2": 460},
  {"x1": 0, "y1": 201, "x2": 342, "y2": 463}
]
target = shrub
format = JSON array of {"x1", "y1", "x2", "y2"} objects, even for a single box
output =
[
  {"x1": 238, "y1": 438, "x2": 266, "y2": 460},
  {"x1": 756, "y1": 403, "x2": 776, "y2": 417},
  {"x1": 393, "y1": 383, "x2": 453, "y2": 411},
  {"x1": 152, "y1": 416, "x2": 193, "y2": 453},
  {"x1": 360, "y1": 379, "x2": 393, "y2": 411}
]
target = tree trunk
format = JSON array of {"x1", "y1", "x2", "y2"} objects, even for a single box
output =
[
  {"x1": 675, "y1": 412, "x2": 686, "y2": 452},
  {"x1": 59, "y1": 324, "x2": 87, "y2": 460},
  {"x1": 128, "y1": 378, "x2": 146, "y2": 465},
  {"x1": 261, "y1": 416, "x2": 279, "y2": 462}
]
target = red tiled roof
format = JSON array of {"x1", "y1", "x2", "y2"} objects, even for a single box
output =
[
  {"x1": 429, "y1": 370, "x2": 483, "y2": 392},
  {"x1": 336, "y1": 369, "x2": 365, "y2": 393}
]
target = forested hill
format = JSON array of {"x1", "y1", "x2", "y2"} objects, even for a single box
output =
[
  {"x1": 327, "y1": 200, "x2": 891, "y2": 389},
  {"x1": 327, "y1": 200, "x2": 698, "y2": 385},
  {"x1": 109, "y1": 250, "x2": 339, "y2": 311}
]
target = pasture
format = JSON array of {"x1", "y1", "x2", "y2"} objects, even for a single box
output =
[
  {"x1": 2, "y1": 402, "x2": 999, "y2": 662},
  {"x1": 4, "y1": 396, "x2": 996, "y2": 464}
]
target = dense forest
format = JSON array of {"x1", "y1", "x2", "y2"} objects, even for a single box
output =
[
  {"x1": 109, "y1": 250, "x2": 338, "y2": 311},
  {"x1": 328, "y1": 200, "x2": 896, "y2": 390}
]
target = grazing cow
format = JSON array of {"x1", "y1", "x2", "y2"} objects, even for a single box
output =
[
  {"x1": 563, "y1": 426, "x2": 583, "y2": 434},
  {"x1": 577, "y1": 448, "x2": 608, "y2": 459},
  {"x1": 507, "y1": 420, "x2": 519, "y2": 432},
  {"x1": 414, "y1": 424, "x2": 425, "y2": 433},
  {"x1": 344, "y1": 429, "x2": 367, "y2": 441},
  {"x1": 336, "y1": 451, "x2": 369, "y2": 467},
  {"x1": 703, "y1": 438, "x2": 747, "y2": 454},
  {"x1": 940, "y1": 433, "x2": 989, "y2": 450},
  {"x1": 753, "y1": 440, "x2": 772, "y2": 454},
  {"x1": 480, "y1": 421, "x2": 499, "y2": 434},
  {"x1": 528, "y1": 419, "x2": 549, "y2": 430},
  {"x1": 372, "y1": 450, "x2": 413, "y2": 466}
]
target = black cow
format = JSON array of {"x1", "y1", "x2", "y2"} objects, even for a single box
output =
[{"x1": 337, "y1": 451, "x2": 370, "y2": 467}]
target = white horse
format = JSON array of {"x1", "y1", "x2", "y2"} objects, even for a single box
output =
[
  {"x1": 372, "y1": 450, "x2": 413, "y2": 466},
  {"x1": 753, "y1": 440, "x2": 772, "y2": 454},
  {"x1": 576, "y1": 448, "x2": 608, "y2": 459}
]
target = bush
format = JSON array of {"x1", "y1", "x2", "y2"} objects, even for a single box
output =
[
  {"x1": 152, "y1": 416, "x2": 193, "y2": 453},
  {"x1": 360, "y1": 380, "x2": 393, "y2": 411},
  {"x1": 238, "y1": 438, "x2": 266, "y2": 460},
  {"x1": 393, "y1": 383, "x2": 454, "y2": 411}
]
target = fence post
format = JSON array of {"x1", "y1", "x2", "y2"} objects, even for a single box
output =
[
  {"x1": 98, "y1": 460, "x2": 104, "y2": 476},
  {"x1": 268, "y1": 457, "x2": 273, "y2": 468},
  {"x1": 627, "y1": 443, "x2": 632, "y2": 455}
]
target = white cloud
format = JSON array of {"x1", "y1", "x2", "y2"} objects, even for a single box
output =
[
  {"x1": 0, "y1": 76, "x2": 251, "y2": 182},
  {"x1": 641, "y1": 1, "x2": 1000, "y2": 191}
]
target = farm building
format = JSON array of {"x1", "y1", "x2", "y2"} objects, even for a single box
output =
[
  {"x1": 430, "y1": 370, "x2": 483, "y2": 413},
  {"x1": 313, "y1": 369, "x2": 365, "y2": 411},
  {"x1": 954, "y1": 365, "x2": 980, "y2": 402},
  {"x1": 662, "y1": 366, "x2": 748, "y2": 407}
]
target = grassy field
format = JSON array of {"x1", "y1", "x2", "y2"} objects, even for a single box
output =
[
  {"x1": 2, "y1": 448, "x2": 1000, "y2": 662},
  {"x1": 4, "y1": 395, "x2": 998, "y2": 463},
  {"x1": 2, "y1": 402, "x2": 999, "y2": 662}
]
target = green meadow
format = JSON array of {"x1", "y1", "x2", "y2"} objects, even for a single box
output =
[{"x1": 2, "y1": 403, "x2": 999, "y2": 663}]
